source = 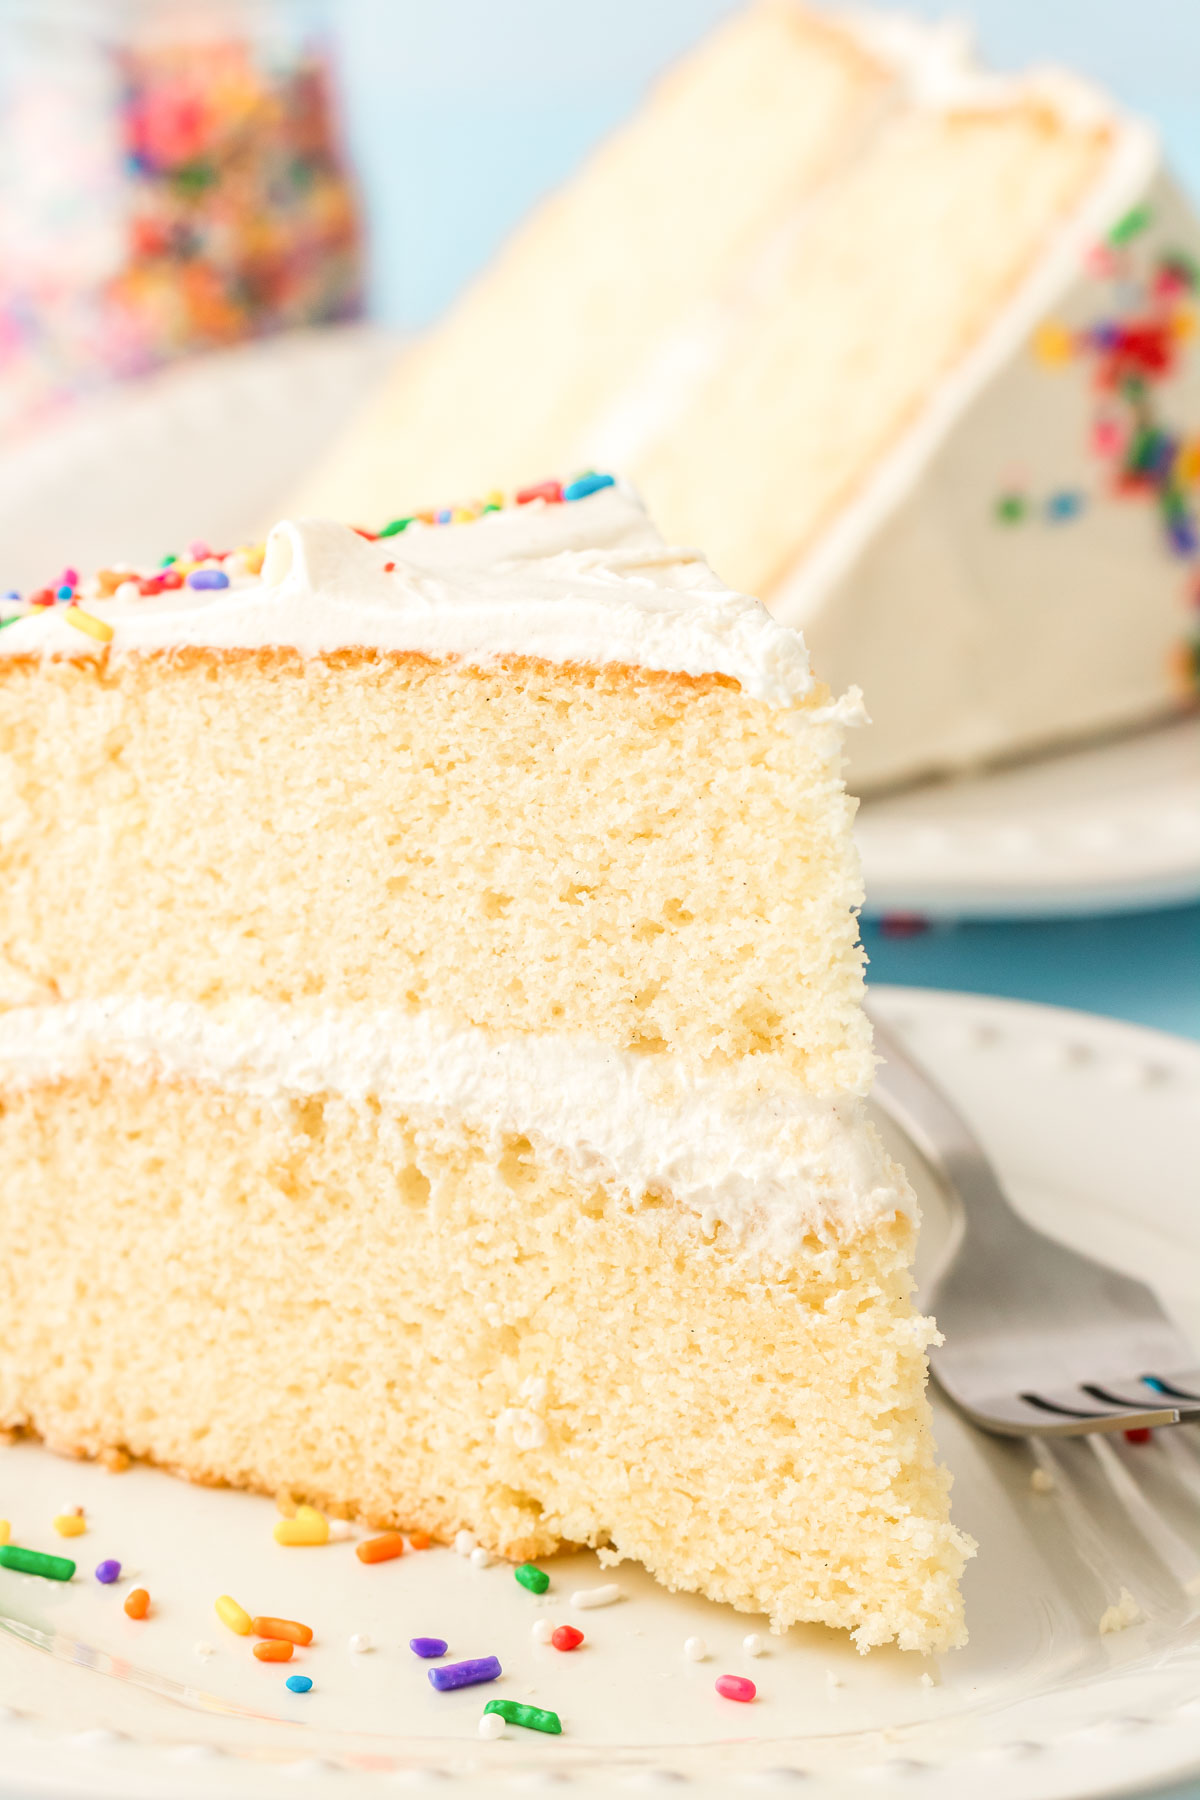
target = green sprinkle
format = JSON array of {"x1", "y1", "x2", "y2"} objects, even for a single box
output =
[
  {"x1": 1110, "y1": 204, "x2": 1153, "y2": 247},
  {"x1": 0, "y1": 1544, "x2": 75, "y2": 1581},
  {"x1": 378, "y1": 517, "x2": 414, "y2": 538},
  {"x1": 0, "y1": 614, "x2": 23, "y2": 631},
  {"x1": 514, "y1": 1561, "x2": 549, "y2": 1595},
  {"x1": 159, "y1": 553, "x2": 177, "y2": 567},
  {"x1": 480, "y1": 503, "x2": 502, "y2": 514},
  {"x1": 994, "y1": 494, "x2": 1026, "y2": 524},
  {"x1": 484, "y1": 1699, "x2": 562, "y2": 1735}
]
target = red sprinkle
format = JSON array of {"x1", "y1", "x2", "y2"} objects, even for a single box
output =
[
  {"x1": 353, "y1": 527, "x2": 378, "y2": 541},
  {"x1": 29, "y1": 588, "x2": 55, "y2": 608},
  {"x1": 383, "y1": 561, "x2": 395, "y2": 572},
  {"x1": 1124, "y1": 1427, "x2": 1153, "y2": 1444},
  {"x1": 159, "y1": 570, "x2": 184, "y2": 590},
  {"x1": 516, "y1": 479, "x2": 564, "y2": 506},
  {"x1": 551, "y1": 1625, "x2": 584, "y2": 1652},
  {"x1": 715, "y1": 1674, "x2": 756, "y2": 1703}
]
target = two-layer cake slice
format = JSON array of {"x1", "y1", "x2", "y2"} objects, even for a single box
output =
[{"x1": 0, "y1": 481, "x2": 972, "y2": 1650}]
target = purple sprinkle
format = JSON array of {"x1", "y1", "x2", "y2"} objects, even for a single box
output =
[
  {"x1": 186, "y1": 568, "x2": 230, "y2": 590},
  {"x1": 94, "y1": 1559, "x2": 121, "y2": 1584},
  {"x1": 409, "y1": 1636, "x2": 448, "y2": 1658},
  {"x1": 428, "y1": 1655, "x2": 501, "y2": 1691}
]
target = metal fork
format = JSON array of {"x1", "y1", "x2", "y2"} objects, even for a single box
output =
[{"x1": 867, "y1": 1005, "x2": 1200, "y2": 1438}]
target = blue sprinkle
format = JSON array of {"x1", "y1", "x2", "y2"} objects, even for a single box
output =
[
  {"x1": 1167, "y1": 515, "x2": 1198, "y2": 555},
  {"x1": 55, "y1": 584, "x2": 74, "y2": 601},
  {"x1": 428, "y1": 1655, "x2": 501, "y2": 1691},
  {"x1": 409, "y1": 1635, "x2": 448, "y2": 1658},
  {"x1": 563, "y1": 472, "x2": 616, "y2": 502},
  {"x1": 5, "y1": 590, "x2": 22, "y2": 601},
  {"x1": 94, "y1": 1558, "x2": 121, "y2": 1584},
  {"x1": 186, "y1": 568, "x2": 230, "y2": 590},
  {"x1": 435, "y1": 509, "x2": 453, "y2": 525},
  {"x1": 1045, "y1": 490, "x2": 1084, "y2": 522},
  {"x1": 285, "y1": 1674, "x2": 312, "y2": 1694}
]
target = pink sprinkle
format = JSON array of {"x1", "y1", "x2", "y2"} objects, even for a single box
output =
[
  {"x1": 187, "y1": 540, "x2": 210, "y2": 560},
  {"x1": 1091, "y1": 417, "x2": 1122, "y2": 459},
  {"x1": 60, "y1": 567, "x2": 79, "y2": 587},
  {"x1": 715, "y1": 1674, "x2": 756, "y2": 1703}
]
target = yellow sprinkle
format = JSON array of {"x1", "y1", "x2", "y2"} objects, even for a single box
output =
[
  {"x1": 215, "y1": 1593, "x2": 253, "y2": 1635},
  {"x1": 274, "y1": 1505, "x2": 329, "y2": 1547},
  {"x1": 1175, "y1": 440, "x2": 1200, "y2": 485},
  {"x1": 1171, "y1": 306, "x2": 1198, "y2": 342},
  {"x1": 483, "y1": 489, "x2": 505, "y2": 509},
  {"x1": 1032, "y1": 320, "x2": 1074, "y2": 368},
  {"x1": 0, "y1": 1520, "x2": 9, "y2": 1545},
  {"x1": 450, "y1": 507, "x2": 475, "y2": 524},
  {"x1": 64, "y1": 607, "x2": 114, "y2": 644},
  {"x1": 53, "y1": 1512, "x2": 87, "y2": 1537},
  {"x1": 242, "y1": 544, "x2": 266, "y2": 576}
]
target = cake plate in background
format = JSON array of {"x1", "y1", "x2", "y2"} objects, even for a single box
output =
[
  {"x1": 1, "y1": 327, "x2": 1198, "y2": 922},
  {"x1": 0, "y1": 988, "x2": 1198, "y2": 1800}
]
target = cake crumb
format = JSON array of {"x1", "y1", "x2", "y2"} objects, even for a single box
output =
[
  {"x1": 194, "y1": 1641, "x2": 215, "y2": 1660},
  {"x1": 1099, "y1": 1587, "x2": 1143, "y2": 1635},
  {"x1": 1030, "y1": 1467, "x2": 1055, "y2": 1494},
  {"x1": 826, "y1": 1669, "x2": 844, "y2": 1691},
  {"x1": 99, "y1": 1447, "x2": 130, "y2": 1473},
  {"x1": 919, "y1": 1670, "x2": 936, "y2": 1689}
]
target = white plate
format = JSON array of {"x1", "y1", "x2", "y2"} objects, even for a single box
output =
[
  {"x1": 2, "y1": 331, "x2": 1197, "y2": 922},
  {"x1": 855, "y1": 720, "x2": 1200, "y2": 920},
  {"x1": 1, "y1": 987, "x2": 1198, "y2": 1800}
]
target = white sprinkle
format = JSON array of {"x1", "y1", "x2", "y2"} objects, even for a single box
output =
[
  {"x1": 114, "y1": 581, "x2": 141, "y2": 603},
  {"x1": 570, "y1": 1583, "x2": 622, "y2": 1610},
  {"x1": 193, "y1": 1641, "x2": 215, "y2": 1660},
  {"x1": 470, "y1": 1545, "x2": 493, "y2": 1570},
  {"x1": 478, "y1": 1711, "x2": 505, "y2": 1740},
  {"x1": 742, "y1": 1633, "x2": 766, "y2": 1657},
  {"x1": 683, "y1": 1636, "x2": 708, "y2": 1662},
  {"x1": 531, "y1": 1619, "x2": 555, "y2": 1644},
  {"x1": 1030, "y1": 1467, "x2": 1055, "y2": 1494},
  {"x1": 327, "y1": 1518, "x2": 355, "y2": 1541},
  {"x1": 453, "y1": 1529, "x2": 477, "y2": 1557},
  {"x1": 348, "y1": 1633, "x2": 373, "y2": 1654}
]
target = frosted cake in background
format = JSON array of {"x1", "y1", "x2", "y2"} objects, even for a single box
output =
[
  {"x1": 293, "y1": 2, "x2": 1200, "y2": 790},
  {"x1": 0, "y1": 480, "x2": 971, "y2": 1652}
]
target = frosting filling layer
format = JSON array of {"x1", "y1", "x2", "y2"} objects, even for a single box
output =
[
  {"x1": 0, "y1": 487, "x2": 815, "y2": 710},
  {"x1": 0, "y1": 998, "x2": 910, "y2": 1255}
]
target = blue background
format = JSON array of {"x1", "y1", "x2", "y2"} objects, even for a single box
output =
[{"x1": 326, "y1": 0, "x2": 1200, "y2": 1052}]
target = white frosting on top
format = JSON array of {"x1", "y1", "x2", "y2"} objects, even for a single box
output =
[
  {"x1": 0, "y1": 486, "x2": 815, "y2": 709},
  {"x1": 0, "y1": 997, "x2": 911, "y2": 1259}
]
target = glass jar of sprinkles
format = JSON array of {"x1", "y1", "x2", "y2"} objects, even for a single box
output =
[{"x1": 0, "y1": 0, "x2": 363, "y2": 441}]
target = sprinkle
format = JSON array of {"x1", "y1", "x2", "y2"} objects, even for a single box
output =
[
  {"x1": 382, "y1": 561, "x2": 395, "y2": 573},
  {"x1": 531, "y1": 1620, "x2": 555, "y2": 1645},
  {"x1": 95, "y1": 1559, "x2": 121, "y2": 1584},
  {"x1": 715, "y1": 1674, "x2": 756, "y2": 1703},
  {"x1": 1124, "y1": 1426, "x2": 1153, "y2": 1444},
  {"x1": 1045, "y1": 490, "x2": 1084, "y2": 522},
  {"x1": 60, "y1": 567, "x2": 79, "y2": 587},
  {"x1": 274, "y1": 1506, "x2": 329, "y2": 1546},
  {"x1": 186, "y1": 568, "x2": 230, "y2": 591},
  {"x1": 253, "y1": 1639, "x2": 293, "y2": 1662},
  {"x1": 470, "y1": 1545, "x2": 493, "y2": 1570},
  {"x1": 29, "y1": 588, "x2": 55, "y2": 607},
  {"x1": 551, "y1": 1625, "x2": 583, "y2": 1652},
  {"x1": 1032, "y1": 322, "x2": 1074, "y2": 366},
  {"x1": 407, "y1": 1531, "x2": 432, "y2": 1550},
  {"x1": 569, "y1": 1583, "x2": 622, "y2": 1610},
  {"x1": 435, "y1": 509, "x2": 453, "y2": 525},
  {"x1": 484, "y1": 1698, "x2": 562, "y2": 1735},
  {"x1": 347, "y1": 1632, "x2": 373, "y2": 1653},
  {"x1": 378, "y1": 518, "x2": 413, "y2": 538},
  {"x1": 428, "y1": 1655, "x2": 501, "y2": 1691},
  {"x1": 563, "y1": 472, "x2": 616, "y2": 502},
  {"x1": 516, "y1": 479, "x2": 564, "y2": 506},
  {"x1": 0, "y1": 1545, "x2": 74, "y2": 1581},
  {"x1": 356, "y1": 1532, "x2": 404, "y2": 1564},
  {"x1": 478, "y1": 1711, "x2": 505, "y2": 1740},
  {"x1": 0, "y1": 1522, "x2": 8, "y2": 1545},
  {"x1": 124, "y1": 1588, "x2": 150, "y2": 1620},
  {"x1": 0, "y1": 616, "x2": 21, "y2": 632},
  {"x1": 453, "y1": 1529, "x2": 477, "y2": 1557},
  {"x1": 215, "y1": 1594, "x2": 253, "y2": 1634},
  {"x1": 55, "y1": 584, "x2": 75, "y2": 601},
  {"x1": 64, "y1": 608, "x2": 114, "y2": 643},
  {"x1": 1109, "y1": 204, "x2": 1153, "y2": 247},
  {"x1": 742, "y1": 1633, "x2": 767, "y2": 1657},
  {"x1": 994, "y1": 493, "x2": 1027, "y2": 525},
  {"x1": 1030, "y1": 1467, "x2": 1055, "y2": 1494},
  {"x1": 252, "y1": 1616, "x2": 313, "y2": 1646},
  {"x1": 684, "y1": 1637, "x2": 708, "y2": 1661},
  {"x1": 114, "y1": 581, "x2": 141, "y2": 602},
  {"x1": 187, "y1": 540, "x2": 210, "y2": 560},
  {"x1": 410, "y1": 1636, "x2": 448, "y2": 1658},
  {"x1": 285, "y1": 1674, "x2": 313, "y2": 1693},
  {"x1": 53, "y1": 1512, "x2": 87, "y2": 1536},
  {"x1": 515, "y1": 1562, "x2": 549, "y2": 1594},
  {"x1": 327, "y1": 1518, "x2": 355, "y2": 1541}
]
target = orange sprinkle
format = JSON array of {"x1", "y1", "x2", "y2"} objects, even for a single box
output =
[
  {"x1": 252, "y1": 1615, "x2": 313, "y2": 1646},
  {"x1": 356, "y1": 1532, "x2": 405, "y2": 1565},
  {"x1": 253, "y1": 1638, "x2": 294, "y2": 1662},
  {"x1": 407, "y1": 1531, "x2": 432, "y2": 1550},
  {"x1": 124, "y1": 1588, "x2": 150, "y2": 1620}
]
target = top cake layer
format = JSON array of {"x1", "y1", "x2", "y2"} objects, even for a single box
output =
[{"x1": 0, "y1": 484, "x2": 817, "y2": 711}]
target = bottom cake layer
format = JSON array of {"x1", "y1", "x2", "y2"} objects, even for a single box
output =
[{"x1": 0, "y1": 1064, "x2": 972, "y2": 1652}]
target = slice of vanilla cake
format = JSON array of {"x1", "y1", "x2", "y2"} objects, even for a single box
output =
[{"x1": 0, "y1": 480, "x2": 972, "y2": 1651}]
